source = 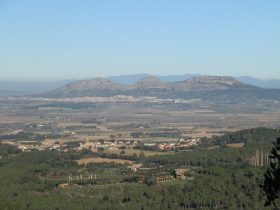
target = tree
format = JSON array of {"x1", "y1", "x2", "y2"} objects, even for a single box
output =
[
  {"x1": 144, "y1": 176, "x2": 156, "y2": 186},
  {"x1": 119, "y1": 146, "x2": 126, "y2": 150},
  {"x1": 132, "y1": 153, "x2": 138, "y2": 159},
  {"x1": 97, "y1": 147, "x2": 105, "y2": 152},
  {"x1": 262, "y1": 137, "x2": 280, "y2": 207},
  {"x1": 99, "y1": 139, "x2": 105, "y2": 145},
  {"x1": 131, "y1": 132, "x2": 144, "y2": 138},
  {"x1": 0, "y1": 199, "x2": 13, "y2": 210},
  {"x1": 139, "y1": 152, "x2": 145, "y2": 159}
]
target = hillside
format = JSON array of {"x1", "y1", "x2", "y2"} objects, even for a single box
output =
[{"x1": 48, "y1": 78, "x2": 125, "y2": 97}]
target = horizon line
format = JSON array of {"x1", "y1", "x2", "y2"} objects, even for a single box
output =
[{"x1": 0, "y1": 73, "x2": 280, "y2": 82}]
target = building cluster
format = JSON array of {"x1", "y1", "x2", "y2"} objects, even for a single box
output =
[
  {"x1": 144, "y1": 138, "x2": 200, "y2": 151},
  {"x1": 153, "y1": 168, "x2": 191, "y2": 182},
  {"x1": 174, "y1": 168, "x2": 191, "y2": 179},
  {"x1": 32, "y1": 95, "x2": 200, "y2": 104},
  {"x1": 127, "y1": 164, "x2": 192, "y2": 182},
  {"x1": 128, "y1": 163, "x2": 144, "y2": 172},
  {"x1": 3, "y1": 137, "x2": 200, "y2": 153},
  {"x1": 154, "y1": 173, "x2": 175, "y2": 182},
  {"x1": 3, "y1": 141, "x2": 44, "y2": 152},
  {"x1": 78, "y1": 140, "x2": 139, "y2": 151}
]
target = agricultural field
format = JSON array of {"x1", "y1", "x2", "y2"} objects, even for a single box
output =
[
  {"x1": 225, "y1": 143, "x2": 245, "y2": 148},
  {"x1": 103, "y1": 148, "x2": 173, "y2": 157},
  {"x1": 1, "y1": 97, "x2": 280, "y2": 209},
  {"x1": 76, "y1": 157, "x2": 134, "y2": 165}
]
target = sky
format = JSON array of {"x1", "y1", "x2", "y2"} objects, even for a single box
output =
[{"x1": 0, "y1": 0, "x2": 279, "y2": 81}]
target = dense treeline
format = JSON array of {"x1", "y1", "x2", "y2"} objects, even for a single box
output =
[
  {"x1": 0, "y1": 132, "x2": 66, "y2": 142},
  {"x1": 200, "y1": 127, "x2": 280, "y2": 148},
  {"x1": 0, "y1": 157, "x2": 269, "y2": 210}
]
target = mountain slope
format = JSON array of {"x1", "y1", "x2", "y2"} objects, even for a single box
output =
[
  {"x1": 237, "y1": 76, "x2": 280, "y2": 89},
  {"x1": 46, "y1": 78, "x2": 125, "y2": 97}
]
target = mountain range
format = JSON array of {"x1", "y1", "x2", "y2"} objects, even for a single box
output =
[
  {"x1": 0, "y1": 74, "x2": 279, "y2": 96},
  {"x1": 40, "y1": 76, "x2": 280, "y2": 102},
  {"x1": 108, "y1": 74, "x2": 280, "y2": 89}
]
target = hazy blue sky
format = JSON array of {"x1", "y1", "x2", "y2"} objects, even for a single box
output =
[{"x1": 0, "y1": 0, "x2": 279, "y2": 80}]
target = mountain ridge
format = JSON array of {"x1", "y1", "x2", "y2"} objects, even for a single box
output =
[
  {"x1": 41, "y1": 76, "x2": 272, "y2": 101},
  {"x1": 107, "y1": 74, "x2": 280, "y2": 89},
  {"x1": 0, "y1": 75, "x2": 279, "y2": 95}
]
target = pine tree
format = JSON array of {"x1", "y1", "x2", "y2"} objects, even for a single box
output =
[{"x1": 262, "y1": 137, "x2": 280, "y2": 208}]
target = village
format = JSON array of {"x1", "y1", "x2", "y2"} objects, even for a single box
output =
[
  {"x1": 0, "y1": 117, "x2": 199, "y2": 189},
  {"x1": 1, "y1": 115, "x2": 201, "y2": 154},
  {"x1": 3, "y1": 133, "x2": 200, "y2": 153}
]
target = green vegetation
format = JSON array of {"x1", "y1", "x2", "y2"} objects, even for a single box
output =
[
  {"x1": 0, "y1": 127, "x2": 279, "y2": 209},
  {"x1": 262, "y1": 137, "x2": 280, "y2": 208},
  {"x1": 200, "y1": 127, "x2": 280, "y2": 148},
  {"x1": 104, "y1": 148, "x2": 172, "y2": 157},
  {"x1": 0, "y1": 132, "x2": 66, "y2": 142}
]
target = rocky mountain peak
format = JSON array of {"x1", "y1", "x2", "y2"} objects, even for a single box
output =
[
  {"x1": 171, "y1": 76, "x2": 244, "y2": 91},
  {"x1": 51, "y1": 78, "x2": 123, "y2": 93},
  {"x1": 189, "y1": 76, "x2": 243, "y2": 86}
]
